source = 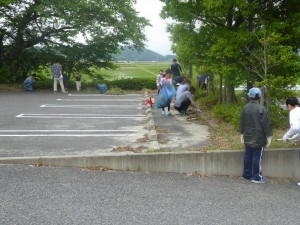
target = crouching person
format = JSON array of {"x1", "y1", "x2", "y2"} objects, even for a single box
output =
[
  {"x1": 174, "y1": 86, "x2": 201, "y2": 115},
  {"x1": 23, "y1": 73, "x2": 37, "y2": 91}
]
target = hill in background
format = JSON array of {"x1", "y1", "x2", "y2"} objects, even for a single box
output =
[{"x1": 113, "y1": 47, "x2": 175, "y2": 62}]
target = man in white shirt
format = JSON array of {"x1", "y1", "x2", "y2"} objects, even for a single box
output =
[{"x1": 282, "y1": 97, "x2": 300, "y2": 187}]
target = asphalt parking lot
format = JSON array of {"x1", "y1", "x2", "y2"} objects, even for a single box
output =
[
  {"x1": 1, "y1": 164, "x2": 299, "y2": 225},
  {"x1": 0, "y1": 92, "x2": 147, "y2": 157}
]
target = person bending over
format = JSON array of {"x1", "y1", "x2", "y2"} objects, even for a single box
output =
[{"x1": 174, "y1": 86, "x2": 201, "y2": 115}]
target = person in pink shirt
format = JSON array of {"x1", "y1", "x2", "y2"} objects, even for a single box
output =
[{"x1": 160, "y1": 69, "x2": 173, "y2": 115}]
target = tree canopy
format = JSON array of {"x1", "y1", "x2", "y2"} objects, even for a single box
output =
[
  {"x1": 0, "y1": 0, "x2": 150, "y2": 82},
  {"x1": 160, "y1": 0, "x2": 300, "y2": 104}
]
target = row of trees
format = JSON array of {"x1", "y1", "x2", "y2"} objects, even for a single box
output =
[
  {"x1": 0, "y1": 0, "x2": 149, "y2": 82},
  {"x1": 160, "y1": 0, "x2": 300, "y2": 105}
]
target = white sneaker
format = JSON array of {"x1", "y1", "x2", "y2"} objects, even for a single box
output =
[
  {"x1": 166, "y1": 111, "x2": 171, "y2": 115},
  {"x1": 161, "y1": 111, "x2": 165, "y2": 115},
  {"x1": 297, "y1": 182, "x2": 300, "y2": 187}
]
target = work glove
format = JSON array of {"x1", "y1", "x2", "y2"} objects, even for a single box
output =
[
  {"x1": 196, "y1": 108, "x2": 202, "y2": 113},
  {"x1": 240, "y1": 134, "x2": 244, "y2": 144},
  {"x1": 282, "y1": 133, "x2": 290, "y2": 142},
  {"x1": 266, "y1": 136, "x2": 272, "y2": 148}
]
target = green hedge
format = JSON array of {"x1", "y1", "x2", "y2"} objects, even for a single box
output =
[{"x1": 33, "y1": 77, "x2": 156, "y2": 91}]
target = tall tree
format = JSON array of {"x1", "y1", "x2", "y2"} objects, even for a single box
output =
[
  {"x1": 0, "y1": 0, "x2": 149, "y2": 82},
  {"x1": 160, "y1": 0, "x2": 300, "y2": 104}
]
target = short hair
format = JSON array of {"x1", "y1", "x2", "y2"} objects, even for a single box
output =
[
  {"x1": 286, "y1": 97, "x2": 299, "y2": 106},
  {"x1": 173, "y1": 59, "x2": 177, "y2": 62},
  {"x1": 189, "y1": 86, "x2": 196, "y2": 93}
]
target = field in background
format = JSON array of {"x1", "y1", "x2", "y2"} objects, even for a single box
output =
[{"x1": 98, "y1": 62, "x2": 171, "y2": 81}]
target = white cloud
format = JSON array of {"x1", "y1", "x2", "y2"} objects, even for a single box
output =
[{"x1": 134, "y1": 0, "x2": 173, "y2": 56}]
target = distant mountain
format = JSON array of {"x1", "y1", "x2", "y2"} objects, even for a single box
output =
[{"x1": 113, "y1": 47, "x2": 175, "y2": 62}]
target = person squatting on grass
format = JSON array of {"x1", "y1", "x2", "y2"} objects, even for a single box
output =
[
  {"x1": 240, "y1": 87, "x2": 273, "y2": 184},
  {"x1": 282, "y1": 97, "x2": 300, "y2": 187},
  {"x1": 174, "y1": 86, "x2": 201, "y2": 115},
  {"x1": 23, "y1": 73, "x2": 37, "y2": 91}
]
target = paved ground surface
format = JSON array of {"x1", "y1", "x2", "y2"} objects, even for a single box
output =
[
  {"x1": 152, "y1": 105, "x2": 210, "y2": 151},
  {"x1": 1, "y1": 164, "x2": 299, "y2": 225},
  {"x1": 0, "y1": 92, "x2": 148, "y2": 157},
  {"x1": 0, "y1": 91, "x2": 210, "y2": 157}
]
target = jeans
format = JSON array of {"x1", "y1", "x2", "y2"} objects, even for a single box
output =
[{"x1": 242, "y1": 146, "x2": 264, "y2": 181}]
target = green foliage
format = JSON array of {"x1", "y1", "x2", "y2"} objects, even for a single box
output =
[
  {"x1": 212, "y1": 104, "x2": 243, "y2": 128},
  {"x1": 0, "y1": 0, "x2": 149, "y2": 82},
  {"x1": 268, "y1": 104, "x2": 289, "y2": 129},
  {"x1": 104, "y1": 78, "x2": 156, "y2": 90},
  {"x1": 197, "y1": 94, "x2": 219, "y2": 110}
]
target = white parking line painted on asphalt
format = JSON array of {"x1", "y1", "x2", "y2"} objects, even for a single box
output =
[
  {"x1": 0, "y1": 134, "x2": 135, "y2": 137},
  {"x1": 0, "y1": 130, "x2": 136, "y2": 132},
  {"x1": 68, "y1": 94, "x2": 142, "y2": 97},
  {"x1": 16, "y1": 114, "x2": 145, "y2": 119},
  {"x1": 40, "y1": 104, "x2": 142, "y2": 108},
  {"x1": 57, "y1": 99, "x2": 143, "y2": 102}
]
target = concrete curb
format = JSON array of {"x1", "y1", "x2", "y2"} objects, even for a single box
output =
[
  {"x1": 143, "y1": 90, "x2": 159, "y2": 150},
  {"x1": 0, "y1": 148, "x2": 299, "y2": 179}
]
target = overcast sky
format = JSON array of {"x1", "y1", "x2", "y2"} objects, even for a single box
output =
[{"x1": 134, "y1": 0, "x2": 173, "y2": 56}]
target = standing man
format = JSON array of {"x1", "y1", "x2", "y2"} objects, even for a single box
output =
[
  {"x1": 240, "y1": 87, "x2": 272, "y2": 184},
  {"x1": 171, "y1": 58, "x2": 183, "y2": 85},
  {"x1": 51, "y1": 60, "x2": 66, "y2": 93},
  {"x1": 75, "y1": 71, "x2": 81, "y2": 91},
  {"x1": 282, "y1": 97, "x2": 300, "y2": 187}
]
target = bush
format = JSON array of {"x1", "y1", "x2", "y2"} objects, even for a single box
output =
[
  {"x1": 268, "y1": 104, "x2": 289, "y2": 129},
  {"x1": 198, "y1": 95, "x2": 219, "y2": 110},
  {"x1": 212, "y1": 103, "x2": 243, "y2": 128}
]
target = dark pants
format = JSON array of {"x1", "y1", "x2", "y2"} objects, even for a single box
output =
[
  {"x1": 242, "y1": 146, "x2": 264, "y2": 181},
  {"x1": 174, "y1": 98, "x2": 191, "y2": 113}
]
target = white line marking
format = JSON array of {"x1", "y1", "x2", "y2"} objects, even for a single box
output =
[
  {"x1": 57, "y1": 98, "x2": 142, "y2": 102},
  {"x1": 0, "y1": 134, "x2": 135, "y2": 137},
  {"x1": 16, "y1": 114, "x2": 145, "y2": 119},
  {"x1": 40, "y1": 104, "x2": 142, "y2": 108},
  {"x1": 68, "y1": 94, "x2": 142, "y2": 97},
  {"x1": 0, "y1": 130, "x2": 136, "y2": 132}
]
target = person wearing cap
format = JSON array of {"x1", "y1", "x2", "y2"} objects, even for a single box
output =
[
  {"x1": 23, "y1": 73, "x2": 37, "y2": 91},
  {"x1": 281, "y1": 97, "x2": 300, "y2": 187},
  {"x1": 240, "y1": 87, "x2": 273, "y2": 184}
]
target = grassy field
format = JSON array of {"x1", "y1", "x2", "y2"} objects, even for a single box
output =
[{"x1": 98, "y1": 62, "x2": 171, "y2": 81}]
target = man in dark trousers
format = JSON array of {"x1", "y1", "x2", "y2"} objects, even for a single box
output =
[
  {"x1": 171, "y1": 58, "x2": 183, "y2": 85},
  {"x1": 240, "y1": 87, "x2": 272, "y2": 184}
]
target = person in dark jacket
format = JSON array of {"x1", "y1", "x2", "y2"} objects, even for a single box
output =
[{"x1": 240, "y1": 87, "x2": 272, "y2": 184}]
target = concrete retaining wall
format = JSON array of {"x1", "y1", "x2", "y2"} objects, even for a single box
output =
[{"x1": 0, "y1": 148, "x2": 299, "y2": 179}]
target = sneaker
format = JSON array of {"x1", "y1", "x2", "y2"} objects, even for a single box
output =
[
  {"x1": 297, "y1": 182, "x2": 300, "y2": 187},
  {"x1": 241, "y1": 176, "x2": 251, "y2": 181},
  {"x1": 161, "y1": 111, "x2": 165, "y2": 115},
  {"x1": 166, "y1": 111, "x2": 171, "y2": 115},
  {"x1": 252, "y1": 178, "x2": 267, "y2": 184},
  {"x1": 180, "y1": 110, "x2": 188, "y2": 115}
]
